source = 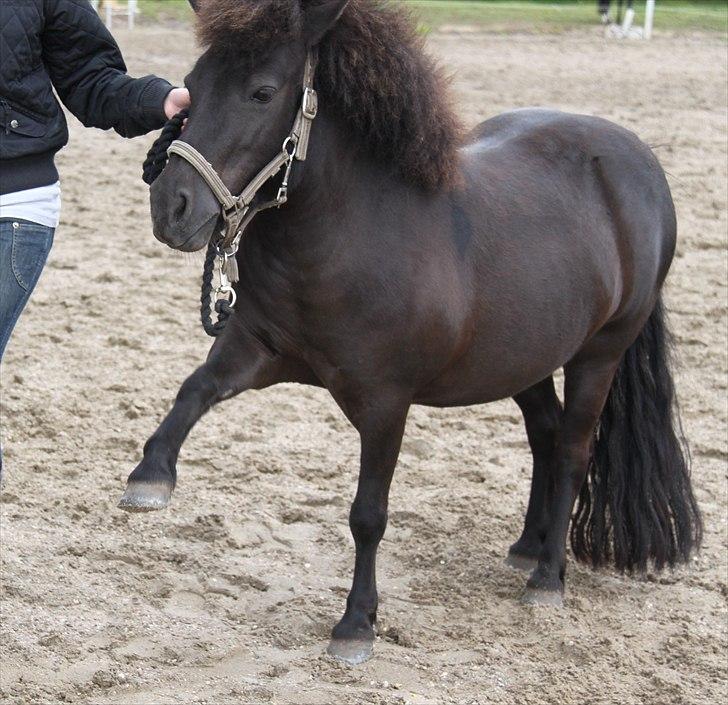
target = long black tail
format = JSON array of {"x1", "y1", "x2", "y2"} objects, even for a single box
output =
[{"x1": 571, "y1": 297, "x2": 702, "y2": 572}]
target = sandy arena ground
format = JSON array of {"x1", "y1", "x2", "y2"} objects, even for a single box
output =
[{"x1": 1, "y1": 23, "x2": 726, "y2": 705}]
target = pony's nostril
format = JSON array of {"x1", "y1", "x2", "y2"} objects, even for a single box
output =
[{"x1": 174, "y1": 190, "x2": 190, "y2": 221}]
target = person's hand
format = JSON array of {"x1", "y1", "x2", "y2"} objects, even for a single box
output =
[{"x1": 164, "y1": 87, "x2": 191, "y2": 120}]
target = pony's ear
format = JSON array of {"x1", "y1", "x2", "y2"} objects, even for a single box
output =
[
  {"x1": 302, "y1": 0, "x2": 349, "y2": 45},
  {"x1": 187, "y1": 0, "x2": 199, "y2": 12}
]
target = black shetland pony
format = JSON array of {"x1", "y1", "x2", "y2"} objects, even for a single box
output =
[{"x1": 120, "y1": 0, "x2": 701, "y2": 664}]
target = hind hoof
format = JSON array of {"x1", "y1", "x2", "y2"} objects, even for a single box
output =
[
  {"x1": 521, "y1": 587, "x2": 564, "y2": 607},
  {"x1": 326, "y1": 638, "x2": 374, "y2": 665},
  {"x1": 118, "y1": 481, "x2": 172, "y2": 513},
  {"x1": 505, "y1": 552, "x2": 539, "y2": 573}
]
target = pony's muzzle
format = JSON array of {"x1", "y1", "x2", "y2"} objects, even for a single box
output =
[{"x1": 150, "y1": 164, "x2": 220, "y2": 252}]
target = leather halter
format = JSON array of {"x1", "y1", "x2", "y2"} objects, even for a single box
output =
[{"x1": 166, "y1": 51, "x2": 319, "y2": 253}]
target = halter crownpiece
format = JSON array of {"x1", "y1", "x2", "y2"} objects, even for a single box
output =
[{"x1": 167, "y1": 50, "x2": 319, "y2": 258}]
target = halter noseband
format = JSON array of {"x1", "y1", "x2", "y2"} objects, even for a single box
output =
[{"x1": 166, "y1": 51, "x2": 319, "y2": 260}]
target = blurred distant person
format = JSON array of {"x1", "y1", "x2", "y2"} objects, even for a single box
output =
[
  {"x1": 598, "y1": 0, "x2": 612, "y2": 24},
  {"x1": 598, "y1": 0, "x2": 634, "y2": 25},
  {"x1": 0, "y1": 0, "x2": 190, "y2": 476}
]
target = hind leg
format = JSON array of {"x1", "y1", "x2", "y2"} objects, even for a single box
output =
[
  {"x1": 507, "y1": 376, "x2": 563, "y2": 571},
  {"x1": 522, "y1": 351, "x2": 620, "y2": 605},
  {"x1": 118, "y1": 329, "x2": 296, "y2": 512}
]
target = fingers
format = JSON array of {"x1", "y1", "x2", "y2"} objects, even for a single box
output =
[{"x1": 163, "y1": 87, "x2": 191, "y2": 120}]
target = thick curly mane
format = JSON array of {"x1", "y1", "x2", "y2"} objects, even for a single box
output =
[{"x1": 196, "y1": 0, "x2": 462, "y2": 191}]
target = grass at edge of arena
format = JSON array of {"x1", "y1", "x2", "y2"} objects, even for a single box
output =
[
  {"x1": 137, "y1": 1, "x2": 728, "y2": 34},
  {"x1": 409, "y1": 1, "x2": 728, "y2": 33}
]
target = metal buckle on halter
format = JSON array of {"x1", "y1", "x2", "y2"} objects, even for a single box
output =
[
  {"x1": 214, "y1": 241, "x2": 239, "y2": 307},
  {"x1": 219, "y1": 201, "x2": 246, "y2": 246},
  {"x1": 277, "y1": 137, "x2": 298, "y2": 204},
  {"x1": 302, "y1": 87, "x2": 318, "y2": 120},
  {"x1": 215, "y1": 284, "x2": 237, "y2": 308}
]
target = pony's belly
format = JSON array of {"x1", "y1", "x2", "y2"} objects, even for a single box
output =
[
  {"x1": 413, "y1": 332, "x2": 584, "y2": 407},
  {"x1": 414, "y1": 366, "x2": 553, "y2": 407}
]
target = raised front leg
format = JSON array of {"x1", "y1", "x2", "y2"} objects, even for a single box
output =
[
  {"x1": 327, "y1": 397, "x2": 409, "y2": 665},
  {"x1": 507, "y1": 376, "x2": 563, "y2": 571},
  {"x1": 118, "y1": 330, "x2": 285, "y2": 512}
]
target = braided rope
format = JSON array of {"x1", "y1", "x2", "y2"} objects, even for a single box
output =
[
  {"x1": 143, "y1": 110, "x2": 231, "y2": 337},
  {"x1": 143, "y1": 110, "x2": 188, "y2": 185},
  {"x1": 200, "y1": 241, "x2": 233, "y2": 337}
]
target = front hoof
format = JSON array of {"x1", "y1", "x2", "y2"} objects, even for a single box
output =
[
  {"x1": 118, "y1": 481, "x2": 172, "y2": 513},
  {"x1": 521, "y1": 587, "x2": 564, "y2": 607},
  {"x1": 505, "y1": 551, "x2": 539, "y2": 573},
  {"x1": 326, "y1": 638, "x2": 374, "y2": 665}
]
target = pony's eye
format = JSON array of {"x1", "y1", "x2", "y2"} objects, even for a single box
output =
[{"x1": 252, "y1": 86, "x2": 276, "y2": 103}]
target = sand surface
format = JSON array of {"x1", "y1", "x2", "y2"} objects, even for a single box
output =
[{"x1": 1, "y1": 25, "x2": 726, "y2": 705}]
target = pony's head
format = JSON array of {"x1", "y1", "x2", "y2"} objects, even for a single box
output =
[
  {"x1": 151, "y1": 0, "x2": 349, "y2": 251},
  {"x1": 151, "y1": 0, "x2": 461, "y2": 252}
]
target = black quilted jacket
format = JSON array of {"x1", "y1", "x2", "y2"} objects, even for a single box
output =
[{"x1": 0, "y1": 0, "x2": 174, "y2": 195}]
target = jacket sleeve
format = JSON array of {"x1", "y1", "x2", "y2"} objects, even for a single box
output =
[{"x1": 41, "y1": 0, "x2": 173, "y2": 138}]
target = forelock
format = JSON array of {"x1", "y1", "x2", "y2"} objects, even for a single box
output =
[
  {"x1": 193, "y1": 0, "x2": 463, "y2": 191},
  {"x1": 195, "y1": 0, "x2": 304, "y2": 55}
]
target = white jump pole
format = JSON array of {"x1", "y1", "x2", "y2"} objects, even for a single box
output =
[
  {"x1": 622, "y1": 7, "x2": 634, "y2": 37},
  {"x1": 128, "y1": 0, "x2": 137, "y2": 30},
  {"x1": 105, "y1": 2, "x2": 113, "y2": 28},
  {"x1": 622, "y1": 6, "x2": 635, "y2": 34},
  {"x1": 644, "y1": 0, "x2": 655, "y2": 40}
]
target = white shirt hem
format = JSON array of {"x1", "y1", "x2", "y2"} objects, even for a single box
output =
[{"x1": 0, "y1": 182, "x2": 62, "y2": 229}]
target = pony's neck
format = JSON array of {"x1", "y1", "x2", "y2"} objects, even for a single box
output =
[
  {"x1": 293, "y1": 112, "x2": 365, "y2": 200},
  {"x1": 276, "y1": 109, "x2": 411, "y2": 242}
]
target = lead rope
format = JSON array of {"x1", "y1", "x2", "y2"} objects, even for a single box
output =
[
  {"x1": 142, "y1": 109, "x2": 231, "y2": 337},
  {"x1": 142, "y1": 110, "x2": 187, "y2": 186}
]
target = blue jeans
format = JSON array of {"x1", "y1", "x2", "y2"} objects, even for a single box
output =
[{"x1": 0, "y1": 218, "x2": 54, "y2": 477}]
